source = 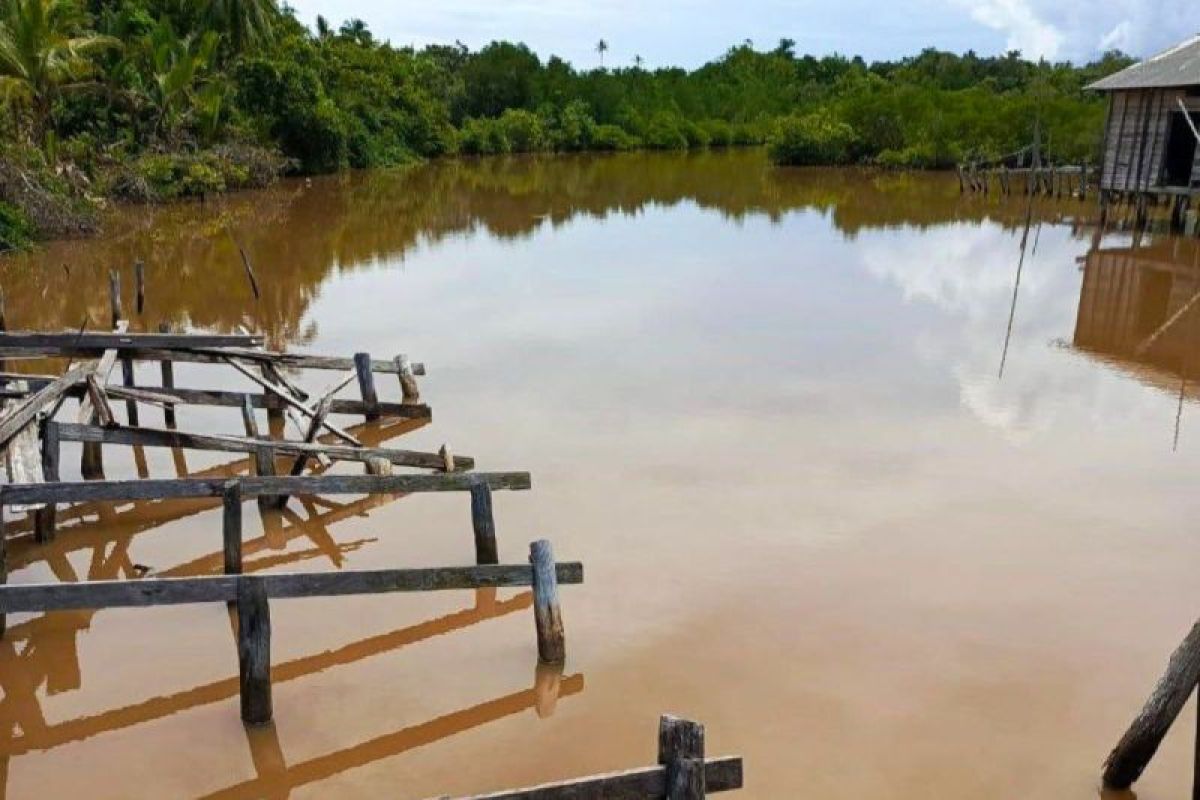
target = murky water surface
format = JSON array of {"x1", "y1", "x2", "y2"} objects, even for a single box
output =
[{"x1": 3, "y1": 150, "x2": 1200, "y2": 798}]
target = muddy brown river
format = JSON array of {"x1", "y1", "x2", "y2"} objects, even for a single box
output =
[{"x1": 2, "y1": 149, "x2": 1199, "y2": 798}]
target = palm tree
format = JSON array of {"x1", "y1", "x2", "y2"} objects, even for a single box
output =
[
  {"x1": 0, "y1": 0, "x2": 119, "y2": 143},
  {"x1": 633, "y1": 54, "x2": 643, "y2": 69},
  {"x1": 596, "y1": 39, "x2": 608, "y2": 67},
  {"x1": 201, "y1": 0, "x2": 275, "y2": 54},
  {"x1": 144, "y1": 22, "x2": 220, "y2": 141}
]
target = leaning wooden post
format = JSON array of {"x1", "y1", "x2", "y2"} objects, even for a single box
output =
[
  {"x1": 223, "y1": 480, "x2": 243, "y2": 576},
  {"x1": 530, "y1": 539, "x2": 565, "y2": 664},
  {"x1": 242, "y1": 395, "x2": 278, "y2": 510},
  {"x1": 134, "y1": 259, "x2": 145, "y2": 315},
  {"x1": 395, "y1": 354, "x2": 420, "y2": 404},
  {"x1": 237, "y1": 575, "x2": 272, "y2": 725},
  {"x1": 1102, "y1": 618, "x2": 1200, "y2": 790},
  {"x1": 659, "y1": 715, "x2": 706, "y2": 800},
  {"x1": 353, "y1": 352, "x2": 380, "y2": 421},
  {"x1": 470, "y1": 478, "x2": 499, "y2": 565},
  {"x1": 33, "y1": 418, "x2": 60, "y2": 543},
  {"x1": 108, "y1": 269, "x2": 139, "y2": 426}
]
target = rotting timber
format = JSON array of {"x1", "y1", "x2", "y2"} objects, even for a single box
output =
[{"x1": 0, "y1": 268, "x2": 581, "y2": 737}]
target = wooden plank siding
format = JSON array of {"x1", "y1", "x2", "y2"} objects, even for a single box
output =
[{"x1": 1101, "y1": 88, "x2": 1189, "y2": 192}]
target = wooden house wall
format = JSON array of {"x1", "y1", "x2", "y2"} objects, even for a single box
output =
[{"x1": 1100, "y1": 88, "x2": 1185, "y2": 192}]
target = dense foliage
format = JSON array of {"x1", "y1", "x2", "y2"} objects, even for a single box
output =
[{"x1": 0, "y1": 0, "x2": 1134, "y2": 247}]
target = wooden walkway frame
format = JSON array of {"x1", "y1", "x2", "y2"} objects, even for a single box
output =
[
  {"x1": 445, "y1": 716, "x2": 744, "y2": 800},
  {"x1": 0, "y1": 542, "x2": 581, "y2": 725}
]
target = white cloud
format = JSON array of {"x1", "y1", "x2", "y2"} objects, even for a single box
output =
[{"x1": 960, "y1": 0, "x2": 1200, "y2": 61}]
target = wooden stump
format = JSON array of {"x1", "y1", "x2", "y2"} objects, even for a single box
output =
[
  {"x1": 353, "y1": 352, "x2": 380, "y2": 421},
  {"x1": 470, "y1": 480, "x2": 499, "y2": 565}
]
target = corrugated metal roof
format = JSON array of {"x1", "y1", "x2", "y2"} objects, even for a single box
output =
[{"x1": 1088, "y1": 35, "x2": 1200, "y2": 91}]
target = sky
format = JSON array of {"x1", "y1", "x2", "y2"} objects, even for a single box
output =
[{"x1": 286, "y1": 0, "x2": 1199, "y2": 69}]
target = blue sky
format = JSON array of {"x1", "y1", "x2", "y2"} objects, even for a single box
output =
[{"x1": 286, "y1": 0, "x2": 1198, "y2": 68}]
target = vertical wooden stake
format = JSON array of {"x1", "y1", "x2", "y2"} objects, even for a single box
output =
[
  {"x1": 0, "y1": 286, "x2": 7, "y2": 377},
  {"x1": 223, "y1": 480, "x2": 243, "y2": 576},
  {"x1": 109, "y1": 269, "x2": 123, "y2": 327},
  {"x1": 395, "y1": 354, "x2": 420, "y2": 404},
  {"x1": 0, "y1": 500, "x2": 7, "y2": 638},
  {"x1": 237, "y1": 576, "x2": 272, "y2": 725},
  {"x1": 353, "y1": 352, "x2": 380, "y2": 421},
  {"x1": 121, "y1": 357, "x2": 138, "y2": 426},
  {"x1": 470, "y1": 479, "x2": 499, "y2": 565},
  {"x1": 1194, "y1": 684, "x2": 1200, "y2": 800},
  {"x1": 33, "y1": 419, "x2": 60, "y2": 543},
  {"x1": 659, "y1": 715, "x2": 706, "y2": 800},
  {"x1": 439, "y1": 443, "x2": 455, "y2": 473},
  {"x1": 242, "y1": 394, "x2": 278, "y2": 510},
  {"x1": 530, "y1": 539, "x2": 565, "y2": 664},
  {"x1": 134, "y1": 260, "x2": 145, "y2": 315},
  {"x1": 157, "y1": 322, "x2": 177, "y2": 427}
]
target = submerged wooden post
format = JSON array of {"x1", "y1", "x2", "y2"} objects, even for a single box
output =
[
  {"x1": 470, "y1": 479, "x2": 499, "y2": 565},
  {"x1": 353, "y1": 352, "x2": 380, "y2": 421},
  {"x1": 530, "y1": 539, "x2": 565, "y2": 664},
  {"x1": 1103, "y1": 618, "x2": 1200, "y2": 790},
  {"x1": 157, "y1": 322, "x2": 177, "y2": 427},
  {"x1": 659, "y1": 715, "x2": 706, "y2": 800},
  {"x1": 237, "y1": 576, "x2": 272, "y2": 725},
  {"x1": 109, "y1": 269, "x2": 123, "y2": 327},
  {"x1": 223, "y1": 480, "x2": 242, "y2": 575},
  {"x1": 33, "y1": 418, "x2": 60, "y2": 543},
  {"x1": 395, "y1": 354, "x2": 420, "y2": 404},
  {"x1": 134, "y1": 260, "x2": 145, "y2": 315}
]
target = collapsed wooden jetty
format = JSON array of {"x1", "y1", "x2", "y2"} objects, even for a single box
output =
[{"x1": 0, "y1": 271, "x2": 582, "y2": 732}]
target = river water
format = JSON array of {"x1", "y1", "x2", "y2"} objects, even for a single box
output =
[{"x1": 2, "y1": 149, "x2": 1200, "y2": 798}]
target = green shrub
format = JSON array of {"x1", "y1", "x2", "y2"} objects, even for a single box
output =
[
  {"x1": 498, "y1": 109, "x2": 548, "y2": 152},
  {"x1": 768, "y1": 110, "x2": 859, "y2": 165},
  {"x1": 553, "y1": 100, "x2": 597, "y2": 151},
  {"x1": 701, "y1": 119, "x2": 734, "y2": 147},
  {"x1": 0, "y1": 202, "x2": 34, "y2": 251},
  {"x1": 590, "y1": 124, "x2": 637, "y2": 151},
  {"x1": 681, "y1": 119, "x2": 711, "y2": 148},
  {"x1": 458, "y1": 117, "x2": 511, "y2": 155},
  {"x1": 643, "y1": 113, "x2": 689, "y2": 150}
]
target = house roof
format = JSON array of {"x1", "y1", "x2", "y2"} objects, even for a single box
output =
[{"x1": 1088, "y1": 35, "x2": 1200, "y2": 91}]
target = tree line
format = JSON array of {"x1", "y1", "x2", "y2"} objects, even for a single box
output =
[{"x1": 0, "y1": 0, "x2": 1132, "y2": 247}]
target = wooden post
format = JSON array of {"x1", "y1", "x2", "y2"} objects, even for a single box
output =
[
  {"x1": 0, "y1": 286, "x2": 7, "y2": 378},
  {"x1": 439, "y1": 443, "x2": 455, "y2": 473},
  {"x1": 134, "y1": 260, "x2": 145, "y2": 315},
  {"x1": 1194, "y1": 684, "x2": 1200, "y2": 800},
  {"x1": 237, "y1": 576, "x2": 272, "y2": 725},
  {"x1": 353, "y1": 352, "x2": 380, "y2": 421},
  {"x1": 1103, "y1": 618, "x2": 1200, "y2": 789},
  {"x1": 659, "y1": 715, "x2": 706, "y2": 800},
  {"x1": 109, "y1": 269, "x2": 123, "y2": 327},
  {"x1": 223, "y1": 480, "x2": 242, "y2": 575},
  {"x1": 530, "y1": 539, "x2": 565, "y2": 664},
  {"x1": 157, "y1": 322, "x2": 177, "y2": 427},
  {"x1": 395, "y1": 354, "x2": 420, "y2": 404},
  {"x1": 33, "y1": 418, "x2": 60, "y2": 543},
  {"x1": 470, "y1": 479, "x2": 499, "y2": 565}
]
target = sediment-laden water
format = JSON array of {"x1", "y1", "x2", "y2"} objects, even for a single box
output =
[{"x1": 2, "y1": 149, "x2": 1199, "y2": 798}]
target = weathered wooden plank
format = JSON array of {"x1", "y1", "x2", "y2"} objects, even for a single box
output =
[
  {"x1": 0, "y1": 332, "x2": 262, "y2": 350},
  {"x1": 85, "y1": 374, "x2": 115, "y2": 427},
  {"x1": 0, "y1": 471, "x2": 532, "y2": 505},
  {"x1": 0, "y1": 562, "x2": 583, "y2": 611},
  {"x1": 2, "y1": 382, "x2": 45, "y2": 515},
  {"x1": 1103, "y1": 617, "x2": 1200, "y2": 789},
  {"x1": 0, "y1": 346, "x2": 427, "y2": 376},
  {"x1": 660, "y1": 716, "x2": 705, "y2": 800},
  {"x1": 445, "y1": 757, "x2": 743, "y2": 799},
  {"x1": 0, "y1": 363, "x2": 92, "y2": 451},
  {"x1": 396, "y1": 354, "x2": 420, "y2": 403}
]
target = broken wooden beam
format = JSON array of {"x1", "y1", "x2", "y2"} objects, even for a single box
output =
[
  {"x1": 0, "y1": 363, "x2": 92, "y2": 451},
  {"x1": 0, "y1": 472, "x2": 531, "y2": 505},
  {"x1": 106, "y1": 384, "x2": 431, "y2": 420}
]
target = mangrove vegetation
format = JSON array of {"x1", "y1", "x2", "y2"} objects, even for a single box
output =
[{"x1": 0, "y1": 0, "x2": 1133, "y2": 247}]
